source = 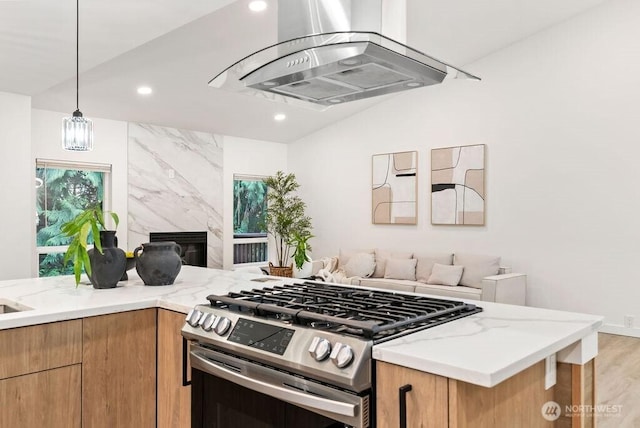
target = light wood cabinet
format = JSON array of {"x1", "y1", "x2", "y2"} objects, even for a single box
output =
[
  {"x1": 376, "y1": 361, "x2": 449, "y2": 428},
  {"x1": 158, "y1": 308, "x2": 191, "y2": 428},
  {"x1": 82, "y1": 308, "x2": 157, "y2": 428},
  {"x1": 377, "y1": 359, "x2": 595, "y2": 428},
  {"x1": 0, "y1": 319, "x2": 82, "y2": 427},
  {"x1": 0, "y1": 318, "x2": 82, "y2": 379},
  {"x1": 0, "y1": 364, "x2": 81, "y2": 428}
]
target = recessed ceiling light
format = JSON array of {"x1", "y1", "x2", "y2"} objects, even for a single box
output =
[
  {"x1": 137, "y1": 86, "x2": 153, "y2": 95},
  {"x1": 328, "y1": 99, "x2": 343, "y2": 103},
  {"x1": 406, "y1": 82, "x2": 422, "y2": 87},
  {"x1": 274, "y1": 113, "x2": 286, "y2": 121},
  {"x1": 248, "y1": 1, "x2": 267, "y2": 12}
]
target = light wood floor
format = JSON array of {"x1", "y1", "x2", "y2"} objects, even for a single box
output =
[{"x1": 596, "y1": 333, "x2": 640, "y2": 427}]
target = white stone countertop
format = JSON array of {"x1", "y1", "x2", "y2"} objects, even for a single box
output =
[
  {"x1": 0, "y1": 266, "x2": 284, "y2": 330},
  {"x1": 0, "y1": 266, "x2": 603, "y2": 388},
  {"x1": 372, "y1": 300, "x2": 603, "y2": 387}
]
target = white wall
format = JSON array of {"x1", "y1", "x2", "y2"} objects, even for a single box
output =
[
  {"x1": 288, "y1": 0, "x2": 640, "y2": 333},
  {"x1": 0, "y1": 92, "x2": 32, "y2": 280},
  {"x1": 223, "y1": 136, "x2": 288, "y2": 270},
  {"x1": 31, "y1": 109, "x2": 129, "y2": 275}
]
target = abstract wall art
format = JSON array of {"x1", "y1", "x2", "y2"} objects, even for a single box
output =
[
  {"x1": 372, "y1": 151, "x2": 418, "y2": 225},
  {"x1": 431, "y1": 144, "x2": 485, "y2": 225}
]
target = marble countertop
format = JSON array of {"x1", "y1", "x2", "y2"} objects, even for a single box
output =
[
  {"x1": 0, "y1": 266, "x2": 285, "y2": 330},
  {"x1": 373, "y1": 300, "x2": 603, "y2": 387},
  {"x1": 0, "y1": 267, "x2": 602, "y2": 388}
]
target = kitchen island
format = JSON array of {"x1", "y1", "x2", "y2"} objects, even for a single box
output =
[{"x1": 0, "y1": 266, "x2": 602, "y2": 427}]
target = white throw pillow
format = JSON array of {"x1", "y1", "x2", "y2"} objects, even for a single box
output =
[
  {"x1": 339, "y1": 248, "x2": 374, "y2": 268},
  {"x1": 454, "y1": 253, "x2": 501, "y2": 288},
  {"x1": 384, "y1": 258, "x2": 417, "y2": 281},
  {"x1": 415, "y1": 252, "x2": 454, "y2": 283},
  {"x1": 343, "y1": 253, "x2": 376, "y2": 278},
  {"x1": 373, "y1": 249, "x2": 414, "y2": 278},
  {"x1": 427, "y1": 263, "x2": 464, "y2": 286}
]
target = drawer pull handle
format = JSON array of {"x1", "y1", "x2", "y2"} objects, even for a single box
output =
[
  {"x1": 182, "y1": 337, "x2": 191, "y2": 386},
  {"x1": 399, "y1": 384, "x2": 412, "y2": 428}
]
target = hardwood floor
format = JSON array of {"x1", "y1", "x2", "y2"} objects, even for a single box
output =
[{"x1": 597, "y1": 333, "x2": 640, "y2": 427}]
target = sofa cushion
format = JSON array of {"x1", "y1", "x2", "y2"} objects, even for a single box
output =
[
  {"x1": 357, "y1": 278, "x2": 417, "y2": 293},
  {"x1": 427, "y1": 263, "x2": 464, "y2": 286},
  {"x1": 454, "y1": 253, "x2": 501, "y2": 288},
  {"x1": 415, "y1": 252, "x2": 454, "y2": 283},
  {"x1": 372, "y1": 249, "x2": 413, "y2": 278},
  {"x1": 384, "y1": 258, "x2": 417, "y2": 281},
  {"x1": 339, "y1": 248, "x2": 374, "y2": 268},
  {"x1": 343, "y1": 252, "x2": 376, "y2": 278},
  {"x1": 414, "y1": 283, "x2": 482, "y2": 301}
]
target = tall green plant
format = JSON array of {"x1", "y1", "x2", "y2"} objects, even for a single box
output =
[
  {"x1": 263, "y1": 171, "x2": 312, "y2": 267},
  {"x1": 61, "y1": 205, "x2": 119, "y2": 286}
]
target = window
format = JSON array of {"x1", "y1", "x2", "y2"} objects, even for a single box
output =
[
  {"x1": 233, "y1": 175, "x2": 268, "y2": 266},
  {"x1": 35, "y1": 159, "x2": 112, "y2": 277}
]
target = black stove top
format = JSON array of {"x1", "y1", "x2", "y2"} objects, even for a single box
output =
[{"x1": 206, "y1": 281, "x2": 482, "y2": 342}]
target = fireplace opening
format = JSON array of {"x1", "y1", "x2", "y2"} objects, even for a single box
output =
[{"x1": 149, "y1": 232, "x2": 207, "y2": 267}]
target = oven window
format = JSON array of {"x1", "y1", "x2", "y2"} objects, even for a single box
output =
[{"x1": 192, "y1": 369, "x2": 344, "y2": 428}]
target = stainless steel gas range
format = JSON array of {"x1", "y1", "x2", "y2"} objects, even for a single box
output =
[{"x1": 181, "y1": 280, "x2": 482, "y2": 428}]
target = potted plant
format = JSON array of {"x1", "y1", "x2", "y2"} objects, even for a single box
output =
[
  {"x1": 61, "y1": 205, "x2": 126, "y2": 288},
  {"x1": 291, "y1": 230, "x2": 314, "y2": 278},
  {"x1": 263, "y1": 171, "x2": 312, "y2": 277}
]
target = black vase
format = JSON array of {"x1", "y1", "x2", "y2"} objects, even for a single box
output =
[
  {"x1": 87, "y1": 230, "x2": 127, "y2": 289},
  {"x1": 134, "y1": 241, "x2": 182, "y2": 286}
]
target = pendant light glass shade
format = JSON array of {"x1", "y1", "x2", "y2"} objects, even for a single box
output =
[
  {"x1": 62, "y1": 0, "x2": 93, "y2": 152},
  {"x1": 62, "y1": 110, "x2": 93, "y2": 151}
]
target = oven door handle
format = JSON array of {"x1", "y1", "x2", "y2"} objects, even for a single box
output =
[{"x1": 190, "y1": 351, "x2": 357, "y2": 418}]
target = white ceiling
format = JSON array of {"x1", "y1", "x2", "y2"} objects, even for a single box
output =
[{"x1": 0, "y1": 0, "x2": 609, "y2": 143}]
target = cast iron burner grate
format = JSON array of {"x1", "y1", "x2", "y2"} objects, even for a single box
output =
[{"x1": 206, "y1": 282, "x2": 482, "y2": 341}]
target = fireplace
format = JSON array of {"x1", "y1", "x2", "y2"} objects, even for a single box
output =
[{"x1": 149, "y1": 232, "x2": 207, "y2": 267}]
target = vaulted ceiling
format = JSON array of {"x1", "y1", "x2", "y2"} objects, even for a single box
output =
[{"x1": 0, "y1": 0, "x2": 609, "y2": 142}]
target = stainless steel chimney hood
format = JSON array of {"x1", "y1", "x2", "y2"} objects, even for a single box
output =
[{"x1": 210, "y1": 0, "x2": 479, "y2": 109}]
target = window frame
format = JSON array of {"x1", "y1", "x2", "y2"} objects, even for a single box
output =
[
  {"x1": 232, "y1": 174, "x2": 268, "y2": 268},
  {"x1": 35, "y1": 158, "x2": 113, "y2": 277}
]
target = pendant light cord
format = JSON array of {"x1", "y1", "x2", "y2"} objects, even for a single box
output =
[{"x1": 76, "y1": 0, "x2": 79, "y2": 111}]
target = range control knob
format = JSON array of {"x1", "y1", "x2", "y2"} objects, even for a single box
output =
[
  {"x1": 308, "y1": 337, "x2": 332, "y2": 361},
  {"x1": 330, "y1": 342, "x2": 354, "y2": 369},
  {"x1": 186, "y1": 309, "x2": 203, "y2": 328},
  {"x1": 200, "y1": 313, "x2": 216, "y2": 331},
  {"x1": 213, "y1": 317, "x2": 232, "y2": 336}
]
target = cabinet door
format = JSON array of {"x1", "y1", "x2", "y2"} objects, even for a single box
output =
[
  {"x1": 376, "y1": 361, "x2": 448, "y2": 428},
  {"x1": 158, "y1": 309, "x2": 191, "y2": 428},
  {"x1": 0, "y1": 364, "x2": 81, "y2": 427},
  {"x1": 83, "y1": 308, "x2": 157, "y2": 428}
]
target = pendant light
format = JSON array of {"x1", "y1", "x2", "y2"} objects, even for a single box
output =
[{"x1": 62, "y1": 0, "x2": 93, "y2": 151}]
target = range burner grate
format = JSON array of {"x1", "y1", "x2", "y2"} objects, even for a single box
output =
[{"x1": 207, "y1": 282, "x2": 482, "y2": 341}]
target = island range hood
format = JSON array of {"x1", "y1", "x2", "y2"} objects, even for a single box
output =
[{"x1": 210, "y1": 0, "x2": 479, "y2": 109}]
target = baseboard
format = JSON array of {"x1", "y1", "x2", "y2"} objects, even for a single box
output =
[{"x1": 599, "y1": 324, "x2": 640, "y2": 338}]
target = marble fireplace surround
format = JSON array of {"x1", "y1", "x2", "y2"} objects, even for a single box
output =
[{"x1": 128, "y1": 123, "x2": 223, "y2": 268}]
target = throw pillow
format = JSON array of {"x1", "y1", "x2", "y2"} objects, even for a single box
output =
[
  {"x1": 343, "y1": 252, "x2": 376, "y2": 278},
  {"x1": 454, "y1": 253, "x2": 501, "y2": 288},
  {"x1": 427, "y1": 263, "x2": 464, "y2": 286},
  {"x1": 415, "y1": 252, "x2": 454, "y2": 283},
  {"x1": 339, "y1": 248, "x2": 375, "y2": 268},
  {"x1": 373, "y1": 249, "x2": 414, "y2": 278},
  {"x1": 384, "y1": 258, "x2": 417, "y2": 281}
]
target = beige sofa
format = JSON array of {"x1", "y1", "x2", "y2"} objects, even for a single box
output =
[{"x1": 311, "y1": 248, "x2": 526, "y2": 305}]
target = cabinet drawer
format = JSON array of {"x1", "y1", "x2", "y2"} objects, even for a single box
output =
[
  {"x1": 0, "y1": 364, "x2": 81, "y2": 428},
  {"x1": 0, "y1": 319, "x2": 82, "y2": 379}
]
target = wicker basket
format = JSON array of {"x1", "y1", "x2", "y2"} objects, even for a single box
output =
[{"x1": 268, "y1": 262, "x2": 293, "y2": 278}]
